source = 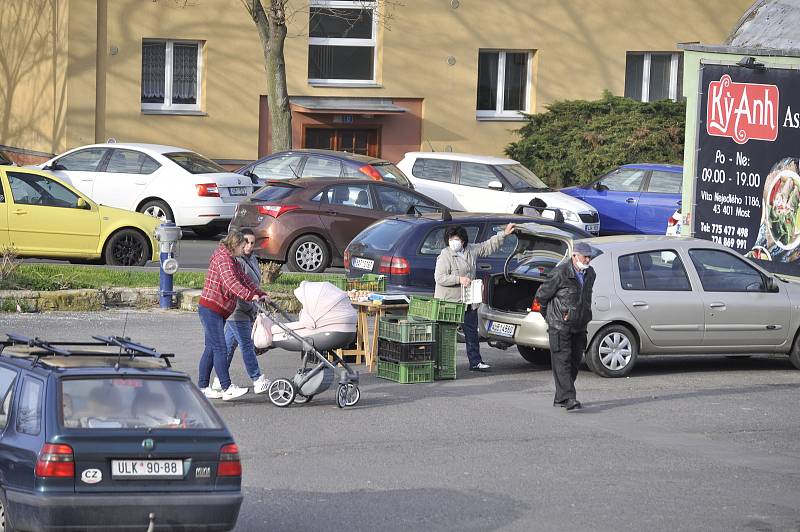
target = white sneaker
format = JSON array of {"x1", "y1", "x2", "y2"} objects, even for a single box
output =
[
  {"x1": 471, "y1": 362, "x2": 491, "y2": 371},
  {"x1": 253, "y1": 375, "x2": 270, "y2": 394},
  {"x1": 202, "y1": 387, "x2": 223, "y2": 399},
  {"x1": 211, "y1": 377, "x2": 222, "y2": 391},
  {"x1": 222, "y1": 384, "x2": 248, "y2": 401}
]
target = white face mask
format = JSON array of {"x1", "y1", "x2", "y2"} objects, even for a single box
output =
[
  {"x1": 449, "y1": 239, "x2": 463, "y2": 252},
  {"x1": 575, "y1": 259, "x2": 590, "y2": 271}
]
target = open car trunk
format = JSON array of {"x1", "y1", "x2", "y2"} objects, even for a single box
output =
[{"x1": 485, "y1": 222, "x2": 574, "y2": 312}]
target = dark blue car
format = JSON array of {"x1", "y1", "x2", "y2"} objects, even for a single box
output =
[
  {"x1": 236, "y1": 149, "x2": 413, "y2": 188},
  {"x1": 344, "y1": 212, "x2": 591, "y2": 295},
  {"x1": 0, "y1": 335, "x2": 242, "y2": 532},
  {"x1": 561, "y1": 163, "x2": 683, "y2": 235}
]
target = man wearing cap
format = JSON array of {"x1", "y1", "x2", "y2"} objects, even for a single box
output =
[{"x1": 535, "y1": 241, "x2": 597, "y2": 411}]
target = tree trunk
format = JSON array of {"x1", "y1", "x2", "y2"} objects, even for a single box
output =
[{"x1": 249, "y1": 0, "x2": 292, "y2": 152}]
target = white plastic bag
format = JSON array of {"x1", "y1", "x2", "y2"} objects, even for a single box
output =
[
  {"x1": 251, "y1": 312, "x2": 274, "y2": 350},
  {"x1": 461, "y1": 279, "x2": 483, "y2": 305}
]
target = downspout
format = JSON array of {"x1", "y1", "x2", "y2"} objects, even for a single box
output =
[{"x1": 94, "y1": 0, "x2": 107, "y2": 143}]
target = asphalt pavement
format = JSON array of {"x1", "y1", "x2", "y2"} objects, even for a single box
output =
[{"x1": 1, "y1": 310, "x2": 798, "y2": 531}]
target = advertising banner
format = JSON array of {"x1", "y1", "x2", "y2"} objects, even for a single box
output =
[{"x1": 695, "y1": 63, "x2": 800, "y2": 276}]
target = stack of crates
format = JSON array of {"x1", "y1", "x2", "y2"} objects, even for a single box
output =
[
  {"x1": 328, "y1": 274, "x2": 387, "y2": 292},
  {"x1": 376, "y1": 316, "x2": 436, "y2": 383},
  {"x1": 407, "y1": 296, "x2": 465, "y2": 380}
]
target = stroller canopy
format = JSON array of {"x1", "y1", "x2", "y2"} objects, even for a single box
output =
[{"x1": 294, "y1": 281, "x2": 357, "y2": 333}]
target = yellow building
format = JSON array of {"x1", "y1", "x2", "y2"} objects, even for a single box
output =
[{"x1": 1, "y1": 0, "x2": 752, "y2": 166}]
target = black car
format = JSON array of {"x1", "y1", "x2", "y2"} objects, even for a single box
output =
[
  {"x1": 237, "y1": 149, "x2": 413, "y2": 188},
  {"x1": 344, "y1": 212, "x2": 592, "y2": 295},
  {"x1": 0, "y1": 335, "x2": 242, "y2": 532}
]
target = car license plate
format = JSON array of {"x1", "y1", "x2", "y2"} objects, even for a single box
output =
[
  {"x1": 351, "y1": 257, "x2": 374, "y2": 271},
  {"x1": 488, "y1": 321, "x2": 515, "y2": 338},
  {"x1": 586, "y1": 223, "x2": 600, "y2": 234},
  {"x1": 111, "y1": 459, "x2": 183, "y2": 479},
  {"x1": 229, "y1": 186, "x2": 249, "y2": 196}
]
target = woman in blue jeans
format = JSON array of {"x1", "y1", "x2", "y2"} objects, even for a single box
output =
[{"x1": 211, "y1": 229, "x2": 270, "y2": 394}]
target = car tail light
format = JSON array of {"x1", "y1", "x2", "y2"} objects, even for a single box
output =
[
  {"x1": 343, "y1": 249, "x2": 351, "y2": 271},
  {"x1": 379, "y1": 255, "x2": 409, "y2": 275},
  {"x1": 257, "y1": 205, "x2": 300, "y2": 218},
  {"x1": 218, "y1": 443, "x2": 242, "y2": 477},
  {"x1": 359, "y1": 165, "x2": 383, "y2": 181},
  {"x1": 196, "y1": 183, "x2": 220, "y2": 197},
  {"x1": 36, "y1": 443, "x2": 75, "y2": 478},
  {"x1": 530, "y1": 298, "x2": 541, "y2": 313}
]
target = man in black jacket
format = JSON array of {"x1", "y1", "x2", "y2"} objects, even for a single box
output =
[{"x1": 536, "y1": 241, "x2": 598, "y2": 411}]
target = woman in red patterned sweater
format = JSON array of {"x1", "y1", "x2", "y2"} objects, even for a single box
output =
[{"x1": 198, "y1": 229, "x2": 268, "y2": 401}]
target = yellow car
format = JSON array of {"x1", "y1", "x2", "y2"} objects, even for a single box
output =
[{"x1": 0, "y1": 166, "x2": 159, "y2": 266}]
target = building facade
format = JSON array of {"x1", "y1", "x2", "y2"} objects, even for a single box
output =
[{"x1": 1, "y1": 0, "x2": 752, "y2": 166}]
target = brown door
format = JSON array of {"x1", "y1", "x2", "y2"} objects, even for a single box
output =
[{"x1": 304, "y1": 128, "x2": 379, "y2": 157}]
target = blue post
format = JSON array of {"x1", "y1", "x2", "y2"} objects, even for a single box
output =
[
  {"x1": 156, "y1": 222, "x2": 181, "y2": 309},
  {"x1": 159, "y1": 248, "x2": 175, "y2": 309}
]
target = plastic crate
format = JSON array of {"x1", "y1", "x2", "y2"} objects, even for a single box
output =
[
  {"x1": 328, "y1": 278, "x2": 348, "y2": 290},
  {"x1": 407, "y1": 296, "x2": 466, "y2": 324},
  {"x1": 434, "y1": 323, "x2": 458, "y2": 380},
  {"x1": 377, "y1": 338, "x2": 434, "y2": 363},
  {"x1": 377, "y1": 359, "x2": 434, "y2": 383},
  {"x1": 378, "y1": 316, "x2": 436, "y2": 343}
]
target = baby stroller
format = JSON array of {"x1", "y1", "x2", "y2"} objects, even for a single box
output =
[{"x1": 257, "y1": 281, "x2": 361, "y2": 408}]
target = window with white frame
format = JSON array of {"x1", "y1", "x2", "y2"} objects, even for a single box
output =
[
  {"x1": 308, "y1": 1, "x2": 377, "y2": 84},
  {"x1": 476, "y1": 50, "x2": 532, "y2": 119},
  {"x1": 141, "y1": 39, "x2": 203, "y2": 112},
  {"x1": 624, "y1": 52, "x2": 683, "y2": 102}
]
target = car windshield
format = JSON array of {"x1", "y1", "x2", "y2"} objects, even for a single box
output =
[
  {"x1": 353, "y1": 219, "x2": 411, "y2": 252},
  {"x1": 372, "y1": 163, "x2": 411, "y2": 187},
  {"x1": 495, "y1": 164, "x2": 551, "y2": 192},
  {"x1": 0, "y1": 151, "x2": 12, "y2": 165},
  {"x1": 61, "y1": 377, "x2": 223, "y2": 430},
  {"x1": 164, "y1": 152, "x2": 226, "y2": 174}
]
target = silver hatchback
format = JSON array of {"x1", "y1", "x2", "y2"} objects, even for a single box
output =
[{"x1": 479, "y1": 231, "x2": 800, "y2": 377}]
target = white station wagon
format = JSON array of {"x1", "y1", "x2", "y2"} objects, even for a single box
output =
[
  {"x1": 37, "y1": 143, "x2": 256, "y2": 237},
  {"x1": 397, "y1": 152, "x2": 599, "y2": 235}
]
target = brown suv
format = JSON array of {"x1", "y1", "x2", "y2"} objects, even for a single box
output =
[{"x1": 228, "y1": 178, "x2": 445, "y2": 272}]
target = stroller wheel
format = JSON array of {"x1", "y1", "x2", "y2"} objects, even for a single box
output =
[
  {"x1": 268, "y1": 378, "x2": 296, "y2": 407},
  {"x1": 336, "y1": 383, "x2": 361, "y2": 408},
  {"x1": 293, "y1": 394, "x2": 313, "y2": 405}
]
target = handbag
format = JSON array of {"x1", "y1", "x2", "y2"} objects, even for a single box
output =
[{"x1": 251, "y1": 312, "x2": 274, "y2": 351}]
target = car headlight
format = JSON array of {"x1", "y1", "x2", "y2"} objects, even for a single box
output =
[{"x1": 560, "y1": 209, "x2": 581, "y2": 223}]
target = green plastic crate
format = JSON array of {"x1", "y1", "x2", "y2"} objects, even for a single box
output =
[
  {"x1": 407, "y1": 296, "x2": 466, "y2": 324},
  {"x1": 378, "y1": 316, "x2": 436, "y2": 343},
  {"x1": 328, "y1": 278, "x2": 348, "y2": 290},
  {"x1": 334, "y1": 274, "x2": 386, "y2": 292},
  {"x1": 377, "y1": 359, "x2": 434, "y2": 383},
  {"x1": 434, "y1": 323, "x2": 458, "y2": 380}
]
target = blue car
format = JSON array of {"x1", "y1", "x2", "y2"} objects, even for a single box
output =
[
  {"x1": 344, "y1": 212, "x2": 591, "y2": 295},
  {"x1": 561, "y1": 163, "x2": 683, "y2": 235},
  {"x1": 236, "y1": 149, "x2": 413, "y2": 188},
  {"x1": 0, "y1": 335, "x2": 242, "y2": 532}
]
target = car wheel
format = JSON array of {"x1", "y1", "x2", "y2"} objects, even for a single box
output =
[
  {"x1": 191, "y1": 225, "x2": 222, "y2": 239},
  {"x1": 0, "y1": 488, "x2": 15, "y2": 532},
  {"x1": 588, "y1": 324, "x2": 638, "y2": 377},
  {"x1": 517, "y1": 345, "x2": 551, "y2": 366},
  {"x1": 139, "y1": 199, "x2": 174, "y2": 223},
  {"x1": 287, "y1": 235, "x2": 330, "y2": 273},
  {"x1": 790, "y1": 331, "x2": 800, "y2": 370},
  {"x1": 104, "y1": 229, "x2": 150, "y2": 267}
]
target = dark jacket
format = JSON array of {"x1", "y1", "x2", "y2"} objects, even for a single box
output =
[
  {"x1": 536, "y1": 260, "x2": 595, "y2": 333},
  {"x1": 229, "y1": 254, "x2": 261, "y2": 322}
]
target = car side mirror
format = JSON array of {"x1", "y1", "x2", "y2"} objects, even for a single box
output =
[
  {"x1": 765, "y1": 276, "x2": 779, "y2": 292},
  {"x1": 76, "y1": 198, "x2": 90, "y2": 210},
  {"x1": 594, "y1": 181, "x2": 608, "y2": 191},
  {"x1": 487, "y1": 181, "x2": 504, "y2": 191}
]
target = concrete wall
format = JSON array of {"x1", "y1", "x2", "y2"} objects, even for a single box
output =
[{"x1": 2, "y1": 0, "x2": 753, "y2": 162}]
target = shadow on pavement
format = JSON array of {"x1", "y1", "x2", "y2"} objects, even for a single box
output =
[{"x1": 236, "y1": 487, "x2": 529, "y2": 532}]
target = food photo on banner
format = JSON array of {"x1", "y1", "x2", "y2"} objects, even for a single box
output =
[{"x1": 694, "y1": 62, "x2": 800, "y2": 276}]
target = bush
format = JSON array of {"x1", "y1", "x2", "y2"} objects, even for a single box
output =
[{"x1": 506, "y1": 91, "x2": 685, "y2": 189}]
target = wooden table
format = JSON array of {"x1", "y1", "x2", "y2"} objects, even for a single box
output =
[{"x1": 336, "y1": 301, "x2": 408, "y2": 372}]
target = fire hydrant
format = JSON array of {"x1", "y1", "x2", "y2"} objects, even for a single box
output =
[{"x1": 154, "y1": 222, "x2": 183, "y2": 309}]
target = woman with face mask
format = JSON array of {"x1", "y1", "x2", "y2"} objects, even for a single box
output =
[{"x1": 434, "y1": 223, "x2": 516, "y2": 371}]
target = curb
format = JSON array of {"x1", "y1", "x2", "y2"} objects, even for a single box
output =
[{"x1": 0, "y1": 288, "x2": 301, "y2": 313}]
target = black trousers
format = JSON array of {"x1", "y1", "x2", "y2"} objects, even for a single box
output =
[{"x1": 548, "y1": 329, "x2": 587, "y2": 403}]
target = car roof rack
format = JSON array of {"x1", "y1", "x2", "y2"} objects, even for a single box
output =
[{"x1": 1, "y1": 334, "x2": 174, "y2": 368}]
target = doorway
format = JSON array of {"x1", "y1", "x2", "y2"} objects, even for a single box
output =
[{"x1": 304, "y1": 128, "x2": 379, "y2": 157}]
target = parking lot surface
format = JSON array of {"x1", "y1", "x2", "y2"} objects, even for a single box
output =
[{"x1": 1, "y1": 310, "x2": 798, "y2": 531}]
